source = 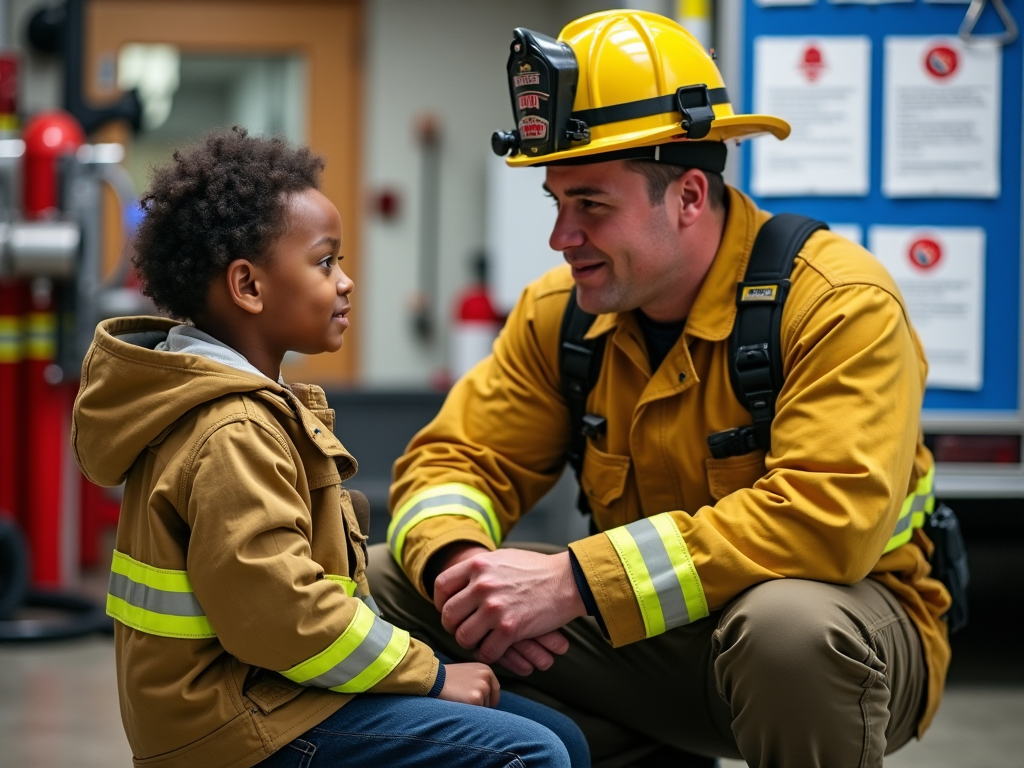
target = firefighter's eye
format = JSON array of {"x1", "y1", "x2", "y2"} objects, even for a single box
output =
[{"x1": 544, "y1": 190, "x2": 560, "y2": 209}]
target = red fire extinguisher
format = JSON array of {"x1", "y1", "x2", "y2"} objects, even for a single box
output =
[
  {"x1": 450, "y1": 253, "x2": 503, "y2": 381},
  {"x1": 0, "y1": 55, "x2": 23, "y2": 527},
  {"x1": 21, "y1": 111, "x2": 84, "y2": 586}
]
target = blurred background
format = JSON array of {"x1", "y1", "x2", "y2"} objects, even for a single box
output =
[{"x1": 0, "y1": 0, "x2": 1020, "y2": 765}]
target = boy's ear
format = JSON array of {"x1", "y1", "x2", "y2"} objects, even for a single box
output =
[{"x1": 225, "y1": 259, "x2": 264, "y2": 314}]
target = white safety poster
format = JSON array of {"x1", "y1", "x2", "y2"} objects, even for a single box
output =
[
  {"x1": 883, "y1": 37, "x2": 1001, "y2": 198},
  {"x1": 829, "y1": 0, "x2": 910, "y2": 5},
  {"x1": 828, "y1": 223, "x2": 863, "y2": 245},
  {"x1": 752, "y1": 36, "x2": 870, "y2": 196},
  {"x1": 868, "y1": 225, "x2": 985, "y2": 390}
]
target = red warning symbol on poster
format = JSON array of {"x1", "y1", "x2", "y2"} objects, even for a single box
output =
[
  {"x1": 908, "y1": 238, "x2": 943, "y2": 270},
  {"x1": 800, "y1": 44, "x2": 825, "y2": 82},
  {"x1": 924, "y1": 46, "x2": 958, "y2": 80}
]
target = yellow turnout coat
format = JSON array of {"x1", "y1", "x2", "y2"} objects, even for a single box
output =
[{"x1": 389, "y1": 187, "x2": 950, "y2": 734}]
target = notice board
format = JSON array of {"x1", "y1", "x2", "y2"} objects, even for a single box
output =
[{"x1": 738, "y1": 0, "x2": 1022, "y2": 414}]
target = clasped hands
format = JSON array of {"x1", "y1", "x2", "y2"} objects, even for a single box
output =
[{"x1": 432, "y1": 544, "x2": 586, "y2": 676}]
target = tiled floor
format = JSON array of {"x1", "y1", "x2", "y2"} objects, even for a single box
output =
[{"x1": 1, "y1": 635, "x2": 1022, "y2": 767}]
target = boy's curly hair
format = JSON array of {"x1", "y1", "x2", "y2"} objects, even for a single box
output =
[{"x1": 132, "y1": 127, "x2": 325, "y2": 321}]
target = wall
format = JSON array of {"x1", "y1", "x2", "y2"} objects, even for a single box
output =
[
  {"x1": 359, "y1": 0, "x2": 614, "y2": 386},
  {"x1": 3, "y1": 0, "x2": 658, "y2": 387}
]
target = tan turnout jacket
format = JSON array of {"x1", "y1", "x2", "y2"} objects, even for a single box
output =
[
  {"x1": 73, "y1": 317, "x2": 439, "y2": 768},
  {"x1": 389, "y1": 187, "x2": 951, "y2": 734}
]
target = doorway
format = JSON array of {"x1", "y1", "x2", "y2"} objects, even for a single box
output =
[{"x1": 86, "y1": 0, "x2": 364, "y2": 384}]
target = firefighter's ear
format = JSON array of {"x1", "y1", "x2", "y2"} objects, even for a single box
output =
[
  {"x1": 225, "y1": 259, "x2": 264, "y2": 315},
  {"x1": 668, "y1": 168, "x2": 709, "y2": 230}
]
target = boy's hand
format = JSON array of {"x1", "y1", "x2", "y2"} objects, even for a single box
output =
[{"x1": 437, "y1": 663, "x2": 500, "y2": 708}]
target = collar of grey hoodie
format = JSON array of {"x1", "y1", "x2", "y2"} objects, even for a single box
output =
[{"x1": 155, "y1": 325, "x2": 285, "y2": 384}]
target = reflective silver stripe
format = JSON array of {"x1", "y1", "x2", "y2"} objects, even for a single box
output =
[
  {"x1": 107, "y1": 571, "x2": 206, "y2": 617},
  {"x1": 891, "y1": 512, "x2": 913, "y2": 539},
  {"x1": 360, "y1": 595, "x2": 381, "y2": 617},
  {"x1": 628, "y1": 518, "x2": 692, "y2": 629},
  {"x1": 303, "y1": 617, "x2": 396, "y2": 689},
  {"x1": 388, "y1": 493, "x2": 498, "y2": 550},
  {"x1": 891, "y1": 491, "x2": 932, "y2": 539}
]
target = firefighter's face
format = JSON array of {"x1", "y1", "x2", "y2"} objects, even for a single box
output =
[
  {"x1": 545, "y1": 160, "x2": 705, "y2": 321},
  {"x1": 259, "y1": 188, "x2": 353, "y2": 355}
]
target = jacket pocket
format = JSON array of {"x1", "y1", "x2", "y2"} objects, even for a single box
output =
[
  {"x1": 244, "y1": 669, "x2": 305, "y2": 714},
  {"x1": 580, "y1": 445, "x2": 631, "y2": 527},
  {"x1": 705, "y1": 450, "x2": 767, "y2": 502},
  {"x1": 339, "y1": 489, "x2": 368, "y2": 577}
]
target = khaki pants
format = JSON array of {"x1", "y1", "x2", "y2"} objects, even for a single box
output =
[{"x1": 366, "y1": 543, "x2": 925, "y2": 768}]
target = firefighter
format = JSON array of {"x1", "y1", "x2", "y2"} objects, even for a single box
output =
[{"x1": 367, "y1": 11, "x2": 950, "y2": 767}]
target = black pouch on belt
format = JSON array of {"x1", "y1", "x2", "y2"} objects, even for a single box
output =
[{"x1": 926, "y1": 503, "x2": 970, "y2": 634}]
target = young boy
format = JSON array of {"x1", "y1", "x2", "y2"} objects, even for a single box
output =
[{"x1": 72, "y1": 128, "x2": 587, "y2": 768}]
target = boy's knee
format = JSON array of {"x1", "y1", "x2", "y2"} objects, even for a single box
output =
[{"x1": 512, "y1": 720, "x2": 573, "y2": 768}]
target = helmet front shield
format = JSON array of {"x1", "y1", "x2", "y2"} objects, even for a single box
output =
[{"x1": 492, "y1": 28, "x2": 585, "y2": 160}]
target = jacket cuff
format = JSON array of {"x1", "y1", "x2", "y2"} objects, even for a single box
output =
[
  {"x1": 427, "y1": 662, "x2": 446, "y2": 698},
  {"x1": 395, "y1": 517, "x2": 496, "y2": 600},
  {"x1": 569, "y1": 534, "x2": 646, "y2": 646},
  {"x1": 569, "y1": 548, "x2": 609, "y2": 639}
]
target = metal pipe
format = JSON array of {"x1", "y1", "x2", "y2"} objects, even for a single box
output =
[{"x1": 413, "y1": 115, "x2": 441, "y2": 342}]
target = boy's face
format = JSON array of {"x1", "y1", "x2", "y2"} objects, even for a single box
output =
[{"x1": 259, "y1": 188, "x2": 352, "y2": 355}]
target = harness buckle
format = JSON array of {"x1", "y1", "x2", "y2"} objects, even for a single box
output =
[
  {"x1": 707, "y1": 426, "x2": 763, "y2": 459},
  {"x1": 581, "y1": 413, "x2": 607, "y2": 439}
]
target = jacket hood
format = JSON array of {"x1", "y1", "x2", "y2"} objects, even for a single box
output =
[{"x1": 72, "y1": 316, "x2": 290, "y2": 486}]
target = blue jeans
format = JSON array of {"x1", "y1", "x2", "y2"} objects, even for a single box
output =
[{"x1": 259, "y1": 690, "x2": 589, "y2": 768}]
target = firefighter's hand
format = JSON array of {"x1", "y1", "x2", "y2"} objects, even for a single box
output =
[
  {"x1": 433, "y1": 549, "x2": 586, "y2": 668},
  {"x1": 494, "y1": 632, "x2": 570, "y2": 676},
  {"x1": 437, "y1": 662, "x2": 501, "y2": 708}
]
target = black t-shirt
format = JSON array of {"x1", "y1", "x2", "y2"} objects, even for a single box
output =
[{"x1": 634, "y1": 310, "x2": 686, "y2": 373}]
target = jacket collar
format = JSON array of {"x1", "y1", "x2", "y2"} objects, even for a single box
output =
[{"x1": 583, "y1": 186, "x2": 768, "y2": 343}]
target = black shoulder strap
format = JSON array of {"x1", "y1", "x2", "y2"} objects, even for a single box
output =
[
  {"x1": 708, "y1": 213, "x2": 827, "y2": 459},
  {"x1": 559, "y1": 286, "x2": 607, "y2": 515}
]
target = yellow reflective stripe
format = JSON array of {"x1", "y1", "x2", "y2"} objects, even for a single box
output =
[
  {"x1": 106, "y1": 550, "x2": 216, "y2": 639},
  {"x1": 606, "y1": 514, "x2": 709, "y2": 638},
  {"x1": 106, "y1": 594, "x2": 216, "y2": 639},
  {"x1": 0, "y1": 317, "x2": 22, "y2": 363},
  {"x1": 333, "y1": 626, "x2": 408, "y2": 693},
  {"x1": 24, "y1": 312, "x2": 56, "y2": 361},
  {"x1": 387, "y1": 482, "x2": 502, "y2": 563},
  {"x1": 111, "y1": 550, "x2": 193, "y2": 592},
  {"x1": 324, "y1": 574, "x2": 358, "y2": 597},
  {"x1": 606, "y1": 524, "x2": 664, "y2": 637},
  {"x1": 883, "y1": 466, "x2": 936, "y2": 554},
  {"x1": 281, "y1": 601, "x2": 410, "y2": 693},
  {"x1": 649, "y1": 513, "x2": 709, "y2": 625}
]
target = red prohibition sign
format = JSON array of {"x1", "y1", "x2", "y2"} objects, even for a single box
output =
[
  {"x1": 924, "y1": 46, "x2": 958, "y2": 79},
  {"x1": 908, "y1": 238, "x2": 943, "y2": 270}
]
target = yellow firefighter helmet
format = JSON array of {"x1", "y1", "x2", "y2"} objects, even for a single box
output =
[{"x1": 492, "y1": 9, "x2": 790, "y2": 169}]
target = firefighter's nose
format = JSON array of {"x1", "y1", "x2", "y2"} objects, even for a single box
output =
[{"x1": 549, "y1": 209, "x2": 585, "y2": 252}]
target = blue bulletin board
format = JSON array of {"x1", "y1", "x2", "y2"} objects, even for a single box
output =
[{"x1": 739, "y1": 0, "x2": 1023, "y2": 413}]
